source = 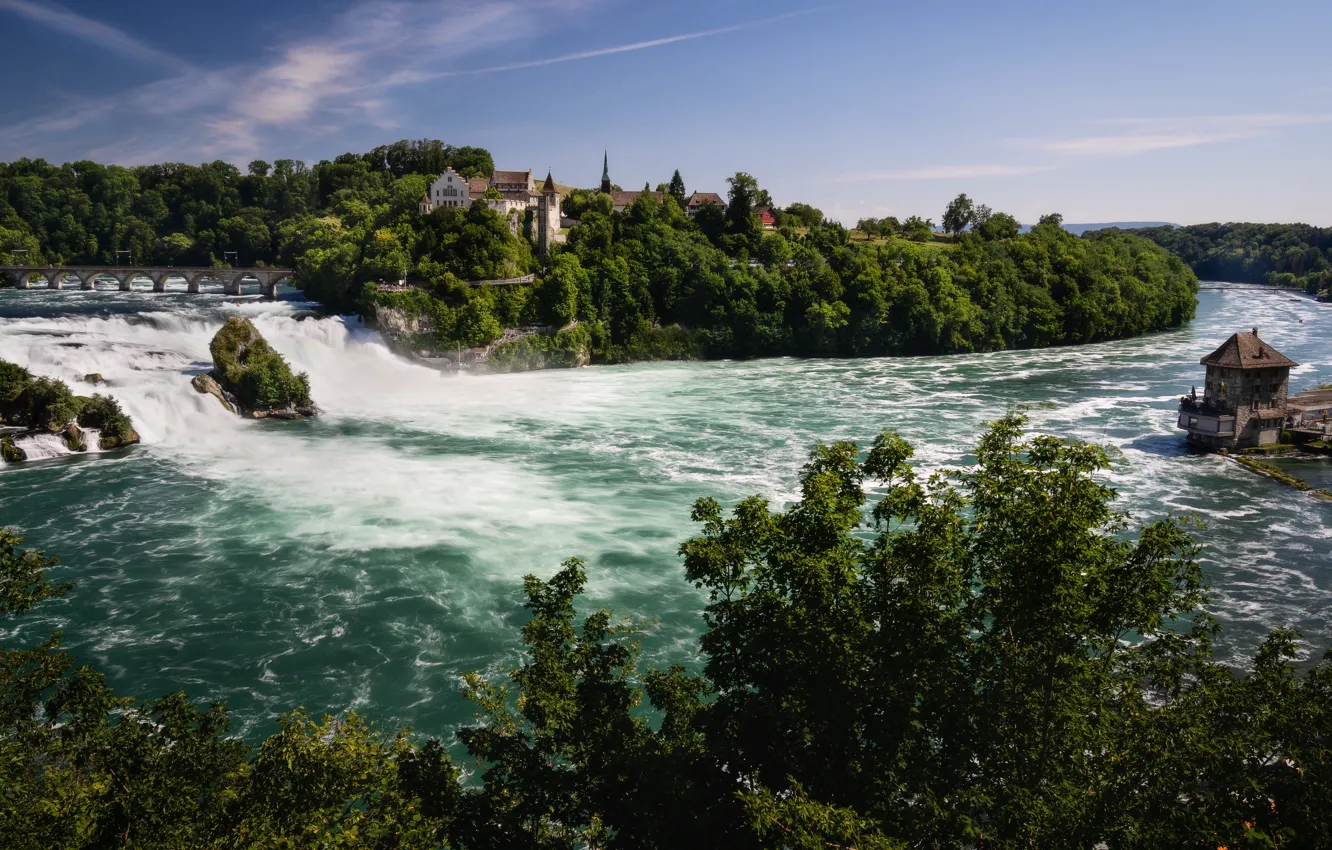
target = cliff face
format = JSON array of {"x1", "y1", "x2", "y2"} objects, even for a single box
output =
[
  {"x1": 197, "y1": 317, "x2": 317, "y2": 419},
  {"x1": 371, "y1": 305, "x2": 590, "y2": 373}
]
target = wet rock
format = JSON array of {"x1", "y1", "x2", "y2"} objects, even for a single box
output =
[
  {"x1": 1, "y1": 435, "x2": 24, "y2": 463},
  {"x1": 191, "y1": 373, "x2": 236, "y2": 414},
  {"x1": 98, "y1": 426, "x2": 140, "y2": 451},
  {"x1": 62, "y1": 422, "x2": 87, "y2": 452},
  {"x1": 84, "y1": 373, "x2": 105, "y2": 385}
]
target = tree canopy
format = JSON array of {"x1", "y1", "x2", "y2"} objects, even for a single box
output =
[
  {"x1": 4, "y1": 416, "x2": 1331, "y2": 847},
  {"x1": 1, "y1": 146, "x2": 1197, "y2": 358},
  {"x1": 1112, "y1": 222, "x2": 1332, "y2": 297}
]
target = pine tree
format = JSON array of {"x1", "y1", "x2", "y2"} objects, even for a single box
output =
[{"x1": 668, "y1": 169, "x2": 687, "y2": 205}]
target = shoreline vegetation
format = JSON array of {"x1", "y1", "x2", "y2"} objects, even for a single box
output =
[
  {"x1": 5, "y1": 416, "x2": 1332, "y2": 846},
  {"x1": 0, "y1": 358, "x2": 139, "y2": 461},
  {"x1": 1108, "y1": 223, "x2": 1332, "y2": 300},
  {"x1": 2, "y1": 141, "x2": 1198, "y2": 374}
]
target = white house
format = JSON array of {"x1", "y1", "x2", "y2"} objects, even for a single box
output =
[{"x1": 421, "y1": 168, "x2": 471, "y2": 213}]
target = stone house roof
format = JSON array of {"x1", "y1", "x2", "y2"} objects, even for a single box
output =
[
  {"x1": 686, "y1": 192, "x2": 725, "y2": 209},
  {"x1": 1201, "y1": 329, "x2": 1299, "y2": 370},
  {"x1": 541, "y1": 172, "x2": 558, "y2": 194},
  {"x1": 611, "y1": 190, "x2": 664, "y2": 208},
  {"x1": 469, "y1": 176, "x2": 488, "y2": 199},
  {"x1": 491, "y1": 169, "x2": 533, "y2": 187}
]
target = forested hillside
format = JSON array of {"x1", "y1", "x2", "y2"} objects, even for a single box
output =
[
  {"x1": 0, "y1": 139, "x2": 519, "y2": 309},
  {"x1": 2, "y1": 142, "x2": 1198, "y2": 361},
  {"x1": 1113, "y1": 222, "x2": 1332, "y2": 297}
]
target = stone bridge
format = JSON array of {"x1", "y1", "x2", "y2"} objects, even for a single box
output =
[{"x1": 1, "y1": 266, "x2": 294, "y2": 298}]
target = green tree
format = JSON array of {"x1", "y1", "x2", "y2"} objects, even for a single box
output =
[
  {"x1": 539, "y1": 253, "x2": 587, "y2": 327},
  {"x1": 668, "y1": 169, "x2": 687, "y2": 206},
  {"x1": 902, "y1": 215, "x2": 933, "y2": 241},
  {"x1": 942, "y1": 192, "x2": 975, "y2": 235},
  {"x1": 975, "y1": 210, "x2": 1021, "y2": 240},
  {"x1": 724, "y1": 172, "x2": 763, "y2": 250}
]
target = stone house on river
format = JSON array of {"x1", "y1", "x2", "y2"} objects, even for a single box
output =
[{"x1": 1178, "y1": 328, "x2": 1298, "y2": 449}]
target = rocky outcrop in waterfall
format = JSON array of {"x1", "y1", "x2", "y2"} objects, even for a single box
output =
[
  {"x1": 197, "y1": 317, "x2": 318, "y2": 419},
  {"x1": 372, "y1": 297, "x2": 591, "y2": 373},
  {"x1": 0, "y1": 358, "x2": 140, "y2": 462},
  {"x1": 190, "y1": 374, "x2": 236, "y2": 414}
]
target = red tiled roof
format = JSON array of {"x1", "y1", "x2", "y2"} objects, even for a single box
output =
[
  {"x1": 541, "y1": 172, "x2": 557, "y2": 194},
  {"x1": 1200, "y1": 330, "x2": 1298, "y2": 370},
  {"x1": 469, "y1": 176, "x2": 488, "y2": 199},
  {"x1": 686, "y1": 192, "x2": 725, "y2": 208}
]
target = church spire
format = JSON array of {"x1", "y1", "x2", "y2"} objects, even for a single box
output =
[{"x1": 600, "y1": 150, "x2": 611, "y2": 194}]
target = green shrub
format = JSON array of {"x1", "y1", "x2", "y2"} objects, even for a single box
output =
[
  {"x1": 0, "y1": 359, "x2": 32, "y2": 404},
  {"x1": 17, "y1": 377, "x2": 79, "y2": 432},
  {"x1": 77, "y1": 393, "x2": 135, "y2": 440},
  {"x1": 487, "y1": 325, "x2": 592, "y2": 371}
]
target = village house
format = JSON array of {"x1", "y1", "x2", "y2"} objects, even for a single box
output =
[
  {"x1": 685, "y1": 192, "x2": 725, "y2": 217},
  {"x1": 611, "y1": 190, "x2": 664, "y2": 214},
  {"x1": 598, "y1": 152, "x2": 727, "y2": 218},
  {"x1": 1178, "y1": 328, "x2": 1298, "y2": 449},
  {"x1": 754, "y1": 207, "x2": 777, "y2": 229}
]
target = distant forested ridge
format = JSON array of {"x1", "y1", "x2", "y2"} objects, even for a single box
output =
[
  {"x1": 1110, "y1": 222, "x2": 1332, "y2": 297},
  {"x1": 1, "y1": 143, "x2": 1198, "y2": 361}
]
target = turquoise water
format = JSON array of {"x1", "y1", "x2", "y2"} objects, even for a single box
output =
[{"x1": 1, "y1": 282, "x2": 1330, "y2": 740}]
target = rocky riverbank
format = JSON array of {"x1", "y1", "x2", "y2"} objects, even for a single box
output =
[{"x1": 373, "y1": 302, "x2": 591, "y2": 372}]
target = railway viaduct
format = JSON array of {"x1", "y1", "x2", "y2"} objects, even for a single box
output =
[{"x1": 1, "y1": 266, "x2": 293, "y2": 298}]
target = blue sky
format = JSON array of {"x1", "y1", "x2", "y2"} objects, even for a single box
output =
[{"x1": 2, "y1": 0, "x2": 1329, "y2": 225}]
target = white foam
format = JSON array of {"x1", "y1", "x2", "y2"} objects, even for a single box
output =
[{"x1": 13, "y1": 432, "x2": 72, "y2": 460}]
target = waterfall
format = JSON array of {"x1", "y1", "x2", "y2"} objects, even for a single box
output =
[{"x1": 14, "y1": 432, "x2": 72, "y2": 460}]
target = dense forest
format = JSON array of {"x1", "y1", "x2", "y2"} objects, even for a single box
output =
[
  {"x1": 4, "y1": 416, "x2": 1331, "y2": 848},
  {"x1": 1, "y1": 140, "x2": 1198, "y2": 363},
  {"x1": 1111, "y1": 222, "x2": 1332, "y2": 298}
]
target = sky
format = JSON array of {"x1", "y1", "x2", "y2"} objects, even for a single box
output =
[{"x1": 1, "y1": 0, "x2": 1329, "y2": 226}]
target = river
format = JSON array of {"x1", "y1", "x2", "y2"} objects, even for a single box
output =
[{"x1": 1, "y1": 282, "x2": 1329, "y2": 740}]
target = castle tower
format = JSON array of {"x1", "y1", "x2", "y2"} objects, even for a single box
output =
[
  {"x1": 600, "y1": 151, "x2": 611, "y2": 194},
  {"x1": 538, "y1": 171, "x2": 560, "y2": 258}
]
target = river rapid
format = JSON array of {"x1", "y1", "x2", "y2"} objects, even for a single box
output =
[{"x1": 1, "y1": 282, "x2": 1330, "y2": 740}]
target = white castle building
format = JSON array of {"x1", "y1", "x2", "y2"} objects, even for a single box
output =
[{"x1": 420, "y1": 167, "x2": 562, "y2": 256}]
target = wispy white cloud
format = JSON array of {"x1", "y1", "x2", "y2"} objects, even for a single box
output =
[
  {"x1": 0, "y1": 0, "x2": 184, "y2": 67},
  {"x1": 380, "y1": 8, "x2": 822, "y2": 86},
  {"x1": 0, "y1": 0, "x2": 822, "y2": 163},
  {"x1": 836, "y1": 112, "x2": 1332, "y2": 183},
  {"x1": 1031, "y1": 113, "x2": 1332, "y2": 158}
]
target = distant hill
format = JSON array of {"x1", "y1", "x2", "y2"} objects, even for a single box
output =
[
  {"x1": 1104, "y1": 222, "x2": 1332, "y2": 296},
  {"x1": 1059, "y1": 221, "x2": 1175, "y2": 235}
]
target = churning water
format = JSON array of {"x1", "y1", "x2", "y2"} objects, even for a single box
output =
[{"x1": 1, "y1": 282, "x2": 1330, "y2": 740}]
